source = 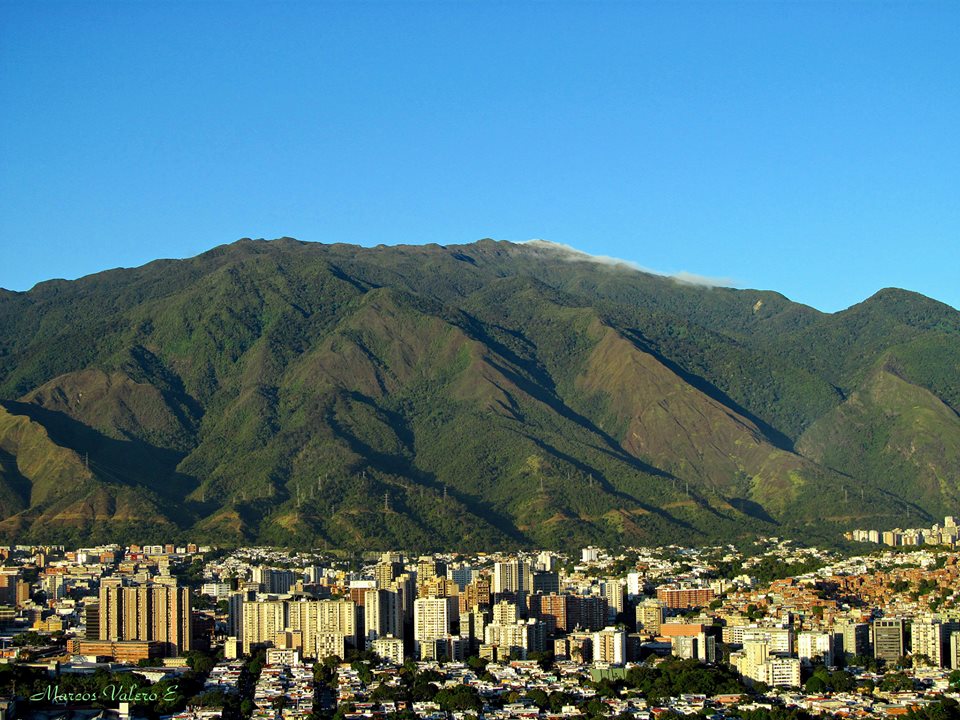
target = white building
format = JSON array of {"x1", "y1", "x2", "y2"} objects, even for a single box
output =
[
  {"x1": 372, "y1": 635, "x2": 405, "y2": 665},
  {"x1": 798, "y1": 631, "x2": 835, "y2": 667},
  {"x1": 592, "y1": 626, "x2": 626, "y2": 665},
  {"x1": 414, "y1": 597, "x2": 455, "y2": 659}
]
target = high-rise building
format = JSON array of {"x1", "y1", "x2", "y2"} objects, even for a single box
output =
[
  {"x1": 242, "y1": 600, "x2": 286, "y2": 655},
  {"x1": 317, "y1": 632, "x2": 346, "y2": 660},
  {"x1": 365, "y1": 588, "x2": 403, "y2": 648},
  {"x1": 315, "y1": 599, "x2": 358, "y2": 650},
  {"x1": 151, "y1": 578, "x2": 192, "y2": 656},
  {"x1": 672, "y1": 633, "x2": 716, "y2": 663},
  {"x1": 375, "y1": 554, "x2": 405, "y2": 589},
  {"x1": 530, "y1": 593, "x2": 568, "y2": 634},
  {"x1": 418, "y1": 576, "x2": 459, "y2": 599},
  {"x1": 835, "y1": 621, "x2": 870, "y2": 658},
  {"x1": 536, "y1": 551, "x2": 557, "y2": 572},
  {"x1": 251, "y1": 567, "x2": 298, "y2": 594},
  {"x1": 733, "y1": 639, "x2": 801, "y2": 687},
  {"x1": 100, "y1": 578, "x2": 124, "y2": 641},
  {"x1": 798, "y1": 631, "x2": 835, "y2": 667},
  {"x1": 568, "y1": 595, "x2": 608, "y2": 631},
  {"x1": 459, "y1": 609, "x2": 487, "y2": 651},
  {"x1": 950, "y1": 631, "x2": 960, "y2": 670},
  {"x1": 635, "y1": 599, "x2": 663, "y2": 635},
  {"x1": 484, "y1": 619, "x2": 547, "y2": 659},
  {"x1": 459, "y1": 577, "x2": 491, "y2": 614},
  {"x1": 604, "y1": 579, "x2": 625, "y2": 618},
  {"x1": 414, "y1": 597, "x2": 454, "y2": 659},
  {"x1": 593, "y1": 627, "x2": 626, "y2": 665},
  {"x1": 98, "y1": 578, "x2": 191, "y2": 656},
  {"x1": 0, "y1": 569, "x2": 29, "y2": 607},
  {"x1": 449, "y1": 564, "x2": 474, "y2": 590},
  {"x1": 416, "y1": 557, "x2": 447, "y2": 586},
  {"x1": 122, "y1": 585, "x2": 150, "y2": 641},
  {"x1": 286, "y1": 601, "x2": 320, "y2": 659},
  {"x1": 873, "y1": 619, "x2": 905, "y2": 664},
  {"x1": 227, "y1": 591, "x2": 250, "y2": 638},
  {"x1": 911, "y1": 617, "x2": 947, "y2": 668},
  {"x1": 531, "y1": 571, "x2": 560, "y2": 596},
  {"x1": 492, "y1": 600, "x2": 519, "y2": 625},
  {"x1": 742, "y1": 627, "x2": 794, "y2": 656},
  {"x1": 493, "y1": 561, "x2": 531, "y2": 596},
  {"x1": 84, "y1": 602, "x2": 100, "y2": 641}
]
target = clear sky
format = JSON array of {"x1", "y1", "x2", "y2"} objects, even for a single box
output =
[{"x1": 1, "y1": 1, "x2": 957, "y2": 312}]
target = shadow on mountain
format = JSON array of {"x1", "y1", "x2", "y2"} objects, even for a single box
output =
[
  {"x1": 1, "y1": 400, "x2": 200, "y2": 526},
  {"x1": 726, "y1": 497, "x2": 778, "y2": 524}
]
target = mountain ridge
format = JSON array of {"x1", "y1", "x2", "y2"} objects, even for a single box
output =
[{"x1": 0, "y1": 237, "x2": 956, "y2": 549}]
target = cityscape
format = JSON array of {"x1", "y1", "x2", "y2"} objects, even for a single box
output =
[
  {"x1": 3, "y1": 2, "x2": 960, "y2": 720},
  {"x1": 0, "y1": 528, "x2": 958, "y2": 719}
]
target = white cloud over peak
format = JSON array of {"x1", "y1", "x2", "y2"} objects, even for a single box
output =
[{"x1": 518, "y1": 239, "x2": 734, "y2": 288}]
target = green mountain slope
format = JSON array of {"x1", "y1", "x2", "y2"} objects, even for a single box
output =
[
  {"x1": 0, "y1": 237, "x2": 954, "y2": 548},
  {"x1": 797, "y1": 366, "x2": 960, "y2": 517}
]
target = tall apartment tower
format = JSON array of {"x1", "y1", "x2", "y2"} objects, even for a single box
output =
[
  {"x1": 98, "y1": 578, "x2": 191, "y2": 656},
  {"x1": 100, "y1": 578, "x2": 124, "y2": 641},
  {"x1": 636, "y1": 598, "x2": 664, "y2": 635},
  {"x1": 241, "y1": 599, "x2": 286, "y2": 655},
  {"x1": 459, "y1": 577, "x2": 491, "y2": 614},
  {"x1": 375, "y1": 558, "x2": 405, "y2": 589},
  {"x1": 84, "y1": 603, "x2": 100, "y2": 640},
  {"x1": 911, "y1": 617, "x2": 952, "y2": 668},
  {"x1": 365, "y1": 588, "x2": 403, "y2": 648},
  {"x1": 604, "y1": 578, "x2": 625, "y2": 617},
  {"x1": 531, "y1": 571, "x2": 560, "y2": 596},
  {"x1": 286, "y1": 601, "x2": 321, "y2": 659},
  {"x1": 151, "y1": 579, "x2": 192, "y2": 656},
  {"x1": 593, "y1": 627, "x2": 626, "y2": 665},
  {"x1": 492, "y1": 600, "x2": 519, "y2": 625},
  {"x1": 414, "y1": 597, "x2": 454, "y2": 659},
  {"x1": 873, "y1": 618, "x2": 905, "y2": 664},
  {"x1": 416, "y1": 557, "x2": 447, "y2": 586},
  {"x1": 836, "y1": 621, "x2": 870, "y2": 658},
  {"x1": 493, "y1": 560, "x2": 530, "y2": 595}
]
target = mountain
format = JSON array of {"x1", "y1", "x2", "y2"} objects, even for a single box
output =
[{"x1": 0, "y1": 237, "x2": 956, "y2": 550}]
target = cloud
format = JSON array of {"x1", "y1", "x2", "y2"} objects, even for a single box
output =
[{"x1": 517, "y1": 239, "x2": 734, "y2": 288}]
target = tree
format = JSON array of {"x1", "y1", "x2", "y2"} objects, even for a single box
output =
[
  {"x1": 804, "y1": 675, "x2": 827, "y2": 693},
  {"x1": 434, "y1": 685, "x2": 482, "y2": 712},
  {"x1": 830, "y1": 670, "x2": 855, "y2": 693},
  {"x1": 525, "y1": 689, "x2": 549, "y2": 710},
  {"x1": 879, "y1": 673, "x2": 914, "y2": 692},
  {"x1": 944, "y1": 670, "x2": 960, "y2": 691}
]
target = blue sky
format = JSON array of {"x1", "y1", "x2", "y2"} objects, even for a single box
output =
[{"x1": 1, "y1": 1, "x2": 957, "y2": 312}]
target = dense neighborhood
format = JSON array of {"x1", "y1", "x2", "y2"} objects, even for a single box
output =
[{"x1": 0, "y1": 522, "x2": 958, "y2": 719}]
